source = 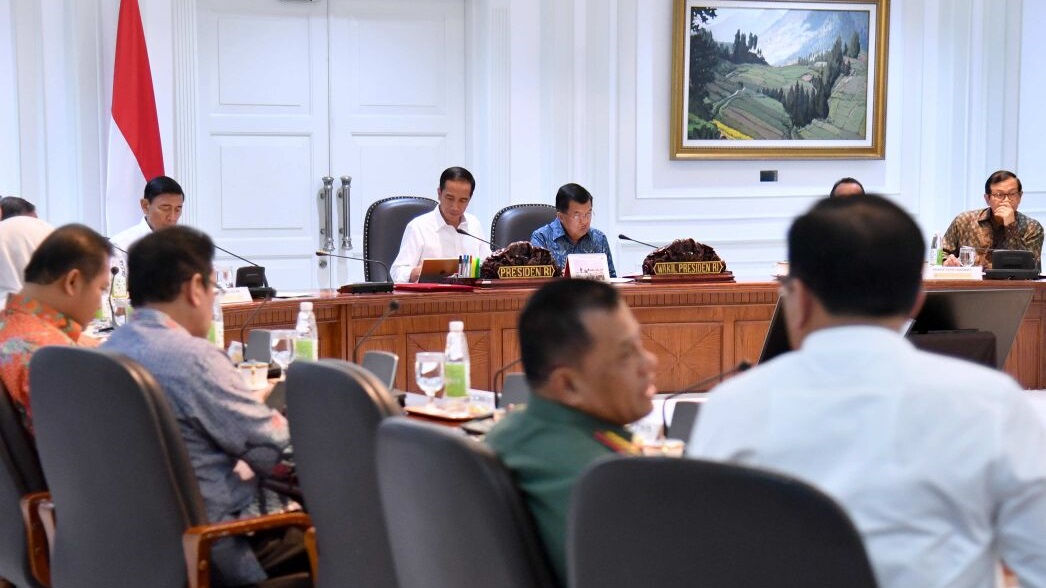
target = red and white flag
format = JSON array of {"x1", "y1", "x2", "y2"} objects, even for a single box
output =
[{"x1": 104, "y1": 0, "x2": 164, "y2": 234}]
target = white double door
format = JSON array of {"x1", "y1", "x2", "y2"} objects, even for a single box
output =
[{"x1": 195, "y1": 0, "x2": 465, "y2": 289}]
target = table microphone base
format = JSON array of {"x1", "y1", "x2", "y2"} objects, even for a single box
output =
[
  {"x1": 338, "y1": 282, "x2": 395, "y2": 294},
  {"x1": 249, "y1": 286, "x2": 277, "y2": 299}
]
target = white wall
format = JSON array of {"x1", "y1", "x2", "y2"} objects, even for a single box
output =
[
  {"x1": 5, "y1": 0, "x2": 1041, "y2": 277},
  {"x1": 0, "y1": 0, "x2": 20, "y2": 196}
]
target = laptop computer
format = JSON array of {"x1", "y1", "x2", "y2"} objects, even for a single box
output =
[{"x1": 418, "y1": 258, "x2": 460, "y2": 283}]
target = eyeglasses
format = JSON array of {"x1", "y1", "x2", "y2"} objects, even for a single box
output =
[
  {"x1": 563, "y1": 212, "x2": 593, "y2": 222},
  {"x1": 989, "y1": 191, "x2": 1021, "y2": 202}
]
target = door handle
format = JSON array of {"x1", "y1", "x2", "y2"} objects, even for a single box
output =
[
  {"x1": 320, "y1": 176, "x2": 335, "y2": 253},
  {"x1": 338, "y1": 175, "x2": 352, "y2": 250}
]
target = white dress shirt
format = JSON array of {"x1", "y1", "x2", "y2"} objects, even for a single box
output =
[
  {"x1": 109, "y1": 217, "x2": 152, "y2": 254},
  {"x1": 0, "y1": 216, "x2": 54, "y2": 307},
  {"x1": 389, "y1": 207, "x2": 487, "y2": 283},
  {"x1": 689, "y1": 325, "x2": 1046, "y2": 588}
]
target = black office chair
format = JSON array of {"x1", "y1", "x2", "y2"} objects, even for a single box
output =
[
  {"x1": 285, "y1": 360, "x2": 401, "y2": 588},
  {"x1": 376, "y1": 418, "x2": 558, "y2": 588},
  {"x1": 363, "y1": 196, "x2": 438, "y2": 281},
  {"x1": 489, "y1": 203, "x2": 558, "y2": 250},
  {"x1": 30, "y1": 347, "x2": 312, "y2": 588},
  {"x1": 569, "y1": 457, "x2": 878, "y2": 588},
  {"x1": 0, "y1": 382, "x2": 47, "y2": 588},
  {"x1": 361, "y1": 350, "x2": 399, "y2": 391}
]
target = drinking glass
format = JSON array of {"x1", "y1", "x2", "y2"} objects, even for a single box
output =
[
  {"x1": 214, "y1": 266, "x2": 235, "y2": 290},
  {"x1": 270, "y1": 329, "x2": 298, "y2": 373},
  {"x1": 959, "y1": 246, "x2": 976, "y2": 267},
  {"x1": 415, "y1": 352, "x2": 445, "y2": 406}
]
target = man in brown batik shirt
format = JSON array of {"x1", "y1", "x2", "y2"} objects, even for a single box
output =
[{"x1": 941, "y1": 170, "x2": 1043, "y2": 268}]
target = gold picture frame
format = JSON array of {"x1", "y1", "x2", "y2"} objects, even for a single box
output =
[{"x1": 670, "y1": 0, "x2": 890, "y2": 160}]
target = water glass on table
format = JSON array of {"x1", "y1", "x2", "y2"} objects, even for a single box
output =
[
  {"x1": 270, "y1": 329, "x2": 299, "y2": 375},
  {"x1": 415, "y1": 352, "x2": 445, "y2": 406},
  {"x1": 959, "y1": 246, "x2": 977, "y2": 267}
]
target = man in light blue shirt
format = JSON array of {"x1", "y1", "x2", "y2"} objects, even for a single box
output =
[{"x1": 530, "y1": 183, "x2": 616, "y2": 277}]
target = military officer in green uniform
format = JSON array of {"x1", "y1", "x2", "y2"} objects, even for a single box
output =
[{"x1": 485, "y1": 279, "x2": 658, "y2": 584}]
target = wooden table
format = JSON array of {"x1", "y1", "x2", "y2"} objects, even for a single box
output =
[{"x1": 222, "y1": 280, "x2": 1046, "y2": 393}]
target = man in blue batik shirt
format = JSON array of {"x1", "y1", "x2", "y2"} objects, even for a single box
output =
[{"x1": 530, "y1": 183, "x2": 617, "y2": 277}]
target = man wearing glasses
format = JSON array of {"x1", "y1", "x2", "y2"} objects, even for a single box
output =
[
  {"x1": 531, "y1": 183, "x2": 617, "y2": 277},
  {"x1": 941, "y1": 170, "x2": 1043, "y2": 267}
]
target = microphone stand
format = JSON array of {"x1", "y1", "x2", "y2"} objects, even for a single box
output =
[
  {"x1": 455, "y1": 228, "x2": 494, "y2": 250},
  {"x1": 660, "y1": 361, "x2": 752, "y2": 438},
  {"x1": 353, "y1": 300, "x2": 400, "y2": 363},
  {"x1": 618, "y1": 234, "x2": 659, "y2": 249},
  {"x1": 315, "y1": 250, "x2": 395, "y2": 293},
  {"x1": 491, "y1": 357, "x2": 523, "y2": 409}
]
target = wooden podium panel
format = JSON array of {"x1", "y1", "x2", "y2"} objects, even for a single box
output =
[{"x1": 222, "y1": 280, "x2": 1046, "y2": 393}]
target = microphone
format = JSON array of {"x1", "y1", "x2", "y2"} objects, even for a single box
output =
[
  {"x1": 353, "y1": 300, "x2": 400, "y2": 363},
  {"x1": 107, "y1": 240, "x2": 128, "y2": 256},
  {"x1": 618, "y1": 234, "x2": 660, "y2": 249},
  {"x1": 314, "y1": 250, "x2": 394, "y2": 294},
  {"x1": 456, "y1": 227, "x2": 494, "y2": 249},
  {"x1": 213, "y1": 243, "x2": 276, "y2": 299},
  {"x1": 96, "y1": 266, "x2": 122, "y2": 333},
  {"x1": 660, "y1": 361, "x2": 752, "y2": 438},
  {"x1": 239, "y1": 293, "x2": 274, "y2": 364},
  {"x1": 491, "y1": 357, "x2": 523, "y2": 409}
]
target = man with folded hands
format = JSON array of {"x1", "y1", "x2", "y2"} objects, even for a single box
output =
[
  {"x1": 102, "y1": 226, "x2": 308, "y2": 587},
  {"x1": 689, "y1": 194, "x2": 1046, "y2": 588},
  {"x1": 486, "y1": 279, "x2": 657, "y2": 583}
]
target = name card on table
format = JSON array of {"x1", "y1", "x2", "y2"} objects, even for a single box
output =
[
  {"x1": 496, "y1": 265, "x2": 556, "y2": 279},
  {"x1": 923, "y1": 265, "x2": 983, "y2": 281},
  {"x1": 220, "y1": 287, "x2": 254, "y2": 304},
  {"x1": 652, "y1": 260, "x2": 725, "y2": 275},
  {"x1": 566, "y1": 253, "x2": 610, "y2": 281}
]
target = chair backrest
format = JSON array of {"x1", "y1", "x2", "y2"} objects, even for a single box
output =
[
  {"x1": 568, "y1": 457, "x2": 878, "y2": 588},
  {"x1": 30, "y1": 346, "x2": 207, "y2": 588},
  {"x1": 376, "y1": 418, "x2": 558, "y2": 588},
  {"x1": 361, "y1": 350, "x2": 399, "y2": 390},
  {"x1": 0, "y1": 381, "x2": 45, "y2": 587},
  {"x1": 363, "y1": 196, "x2": 438, "y2": 281},
  {"x1": 489, "y1": 204, "x2": 558, "y2": 250},
  {"x1": 285, "y1": 360, "x2": 401, "y2": 588},
  {"x1": 501, "y1": 372, "x2": 531, "y2": 407}
]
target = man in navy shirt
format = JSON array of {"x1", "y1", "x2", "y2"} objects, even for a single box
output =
[{"x1": 531, "y1": 183, "x2": 616, "y2": 277}]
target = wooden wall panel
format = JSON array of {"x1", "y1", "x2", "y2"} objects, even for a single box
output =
[{"x1": 223, "y1": 281, "x2": 1046, "y2": 392}]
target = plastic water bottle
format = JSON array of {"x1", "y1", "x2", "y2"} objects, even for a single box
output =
[
  {"x1": 443, "y1": 320, "x2": 470, "y2": 413},
  {"x1": 294, "y1": 301, "x2": 319, "y2": 361},
  {"x1": 207, "y1": 292, "x2": 224, "y2": 348}
]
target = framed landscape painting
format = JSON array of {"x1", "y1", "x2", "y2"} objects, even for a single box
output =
[{"x1": 671, "y1": 0, "x2": 889, "y2": 159}]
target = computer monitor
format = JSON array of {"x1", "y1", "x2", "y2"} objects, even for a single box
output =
[
  {"x1": 758, "y1": 298, "x2": 791, "y2": 364},
  {"x1": 908, "y1": 288, "x2": 1033, "y2": 369}
]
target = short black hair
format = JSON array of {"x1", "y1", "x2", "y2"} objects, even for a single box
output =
[
  {"x1": 829, "y1": 177, "x2": 865, "y2": 197},
  {"x1": 788, "y1": 194, "x2": 924, "y2": 317},
  {"x1": 127, "y1": 226, "x2": 214, "y2": 307},
  {"x1": 554, "y1": 183, "x2": 593, "y2": 213},
  {"x1": 143, "y1": 176, "x2": 185, "y2": 204},
  {"x1": 984, "y1": 170, "x2": 1021, "y2": 194},
  {"x1": 23, "y1": 224, "x2": 112, "y2": 285},
  {"x1": 438, "y1": 167, "x2": 475, "y2": 196},
  {"x1": 0, "y1": 196, "x2": 36, "y2": 219},
  {"x1": 519, "y1": 279, "x2": 620, "y2": 388}
]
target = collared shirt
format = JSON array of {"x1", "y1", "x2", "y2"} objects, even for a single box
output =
[
  {"x1": 0, "y1": 217, "x2": 54, "y2": 307},
  {"x1": 102, "y1": 308, "x2": 289, "y2": 586},
  {"x1": 689, "y1": 325, "x2": 1046, "y2": 588},
  {"x1": 485, "y1": 393, "x2": 634, "y2": 584},
  {"x1": 0, "y1": 294, "x2": 83, "y2": 435},
  {"x1": 389, "y1": 207, "x2": 488, "y2": 283},
  {"x1": 530, "y1": 218, "x2": 617, "y2": 278},
  {"x1": 941, "y1": 207, "x2": 1043, "y2": 268},
  {"x1": 108, "y1": 217, "x2": 153, "y2": 254}
]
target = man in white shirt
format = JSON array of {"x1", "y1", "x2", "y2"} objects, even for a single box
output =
[
  {"x1": 0, "y1": 215, "x2": 55, "y2": 308},
  {"x1": 689, "y1": 194, "x2": 1046, "y2": 588},
  {"x1": 109, "y1": 175, "x2": 185, "y2": 253},
  {"x1": 390, "y1": 166, "x2": 488, "y2": 283}
]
